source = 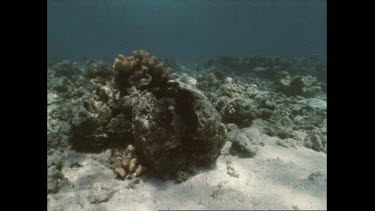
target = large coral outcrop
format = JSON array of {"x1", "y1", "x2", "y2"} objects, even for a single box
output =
[
  {"x1": 68, "y1": 50, "x2": 226, "y2": 177},
  {"x1": 129, "y1": 80, "x2": 226, "y2": 177}
]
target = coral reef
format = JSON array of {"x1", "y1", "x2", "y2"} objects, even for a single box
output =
[
  {"x1": 276, "y1": 71, "x2": 324, "y2": 97},
  {"x1": 62, "y1": 50, "x2": 226, "y2": 177},
  {"x1": 47, "y1": 53, "x2": 327, "y2": 210},
  {"x1": 196, "y1": 71, "x2": 224, "y2": 102},
  {"x1": 203, "y1": 56, "x2": 294, "y2": 83},
  {"x1": 249, "y1": 95, "x2": 326, "y2": 143},
  {"x1": 85, "y1": 59, "x2": 114, "y2": 80},
  {"x1": 70, "y1": 96, "x2": 112, "y2": 151},
  {"x1": 201, "y1": 56, "x2": 327, "y2": 100},
  {"x1": 48, "y1": 52, "x2": 327, "y2": 192},
  {"x1": 47, "y1": 61, "x2": 96, "y2": 149},
  {"x1": 161, "y1": 56, "x2": 183, "y2": 73},
  {"x1": 50, "y1": 60, "x2": 84, "y2": 80},
  {"x1": 197, "y1": 71, "x2": 222, "y2": 91},
  {"x1": 212, "y1": 83, "x2": 276, "y2": 127},
  {"x1": 196, "y1": 56, "x2": 326, "y2": 153},
  {"x1": 203, "y1": 55, "x2": 327, "y2": 81},
  {"x1": 171, "y1": 72, "x2": 197, "y2": 86}
]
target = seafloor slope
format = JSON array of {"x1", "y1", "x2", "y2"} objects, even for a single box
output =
[{"x1": 47, "y1": 53, "x2": 326, "y2": 210}]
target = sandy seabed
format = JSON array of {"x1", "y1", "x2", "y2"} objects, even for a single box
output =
[{"x1": 48, "y1": 130, "x2": 326, "y2": 211}]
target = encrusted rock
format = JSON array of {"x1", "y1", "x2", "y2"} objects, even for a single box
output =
[
  {"x1": 132, "y1": 81, "x2": 226, "y2": 177},
  {"x1": 228, "y1": 132, "x2": 258, "y2": 158},
  {"x1": 50, "y1": 60, "x2": 83, "y2": 80},
  {"x1": 87, "y1": 183, "x2": 114, "y2": 204},
  {"x1": 304, "y1": 132, "x2": 327, "y2": 153},
  {"x1": 85, "y1": 59, "x2": 113, "y2": 79},
  {"x1": 212, "y1": 83, "x2": 275, "y2": 126},
  {"x1": 47, "y1": 166, "x2": 68, "y2": 194},
  {"x1": 299, "y1": 98, "x2": 327, "y2": 110},
  {"x1": 277, "y1": 72, "x2": 323, "y2": 97}
]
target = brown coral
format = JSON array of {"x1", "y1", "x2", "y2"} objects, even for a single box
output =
[
  {"x1": 113, "y1": 50, "x2": 171, "y2": 96},
  {"x1": 115, "y1": 167, "x2": 126, "y2": 178},
  {"x1": 113, "y1": 145, "x2": 147, "y2": 179}
]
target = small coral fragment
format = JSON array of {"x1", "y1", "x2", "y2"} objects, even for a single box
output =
[
  {"x1": 113, "y1": 146, "x2": 147, "y2": 179},
  {"x1": 115, "y1": 167, "x2": 126, "y2": 178},
  {"x1": 122, "y1": 154, "x2": 132, "y2": 167},
  {"x1": 129, "y1": 158, "x2": 138, "y2": 172},
  {"x1": 114, "y1": 157, "x2": 123, "y2": 168},
  {"x1": 134, "y1": 164, "x2": 143, "y2": 176}
]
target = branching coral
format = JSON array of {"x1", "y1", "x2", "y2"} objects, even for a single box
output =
[
  {"x1": 113, "y1": 50, "x2": 171, "y2": 96},
  {"x1": 113, "y1": 145, "x2": 147, "y2": 179}
]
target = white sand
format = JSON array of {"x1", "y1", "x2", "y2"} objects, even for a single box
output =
[{"x1": 48, "y1": 134, "x2": 326, "y2": 211}]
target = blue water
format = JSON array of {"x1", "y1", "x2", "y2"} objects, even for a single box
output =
[{"x1": 47, "y1": 0, "x2": 326, "y2": 65}]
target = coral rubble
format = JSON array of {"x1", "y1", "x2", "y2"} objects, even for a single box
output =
[
  {"x1": 198, "y1": 55, "x2": 327, "y2": 153},
  {"x1": 276, "y1": 71, "x2": 324, "y2": 97}
]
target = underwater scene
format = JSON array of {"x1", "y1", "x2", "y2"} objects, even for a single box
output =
[{"x1": 47, "y1": 0, "x2": 327, "y2": 210}]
